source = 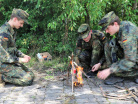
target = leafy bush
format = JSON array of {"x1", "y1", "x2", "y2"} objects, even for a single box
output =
[{"x1": 0, "y1": 0, "x2": 137, "y2": 59}]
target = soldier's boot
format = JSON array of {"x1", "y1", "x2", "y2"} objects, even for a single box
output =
[
  {"x1": 0, "y1": 73, "x2": 5, "y2": 87},
  {"x1": 104, "y1": 76, "x2": 124, "y2": 85},
  {"x1": 86, "y1": 71, "x2": 98, "y2": 78}
]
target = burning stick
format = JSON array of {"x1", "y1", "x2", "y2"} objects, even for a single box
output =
[
  {"x1": 68, "y1": 56, "x2": 98, "y2": 87},
  {"x1": 73, "y1": 61, "x2": 98, "y2": 87},
  {"x1": 70, "y1": 53, "x2": 76, "y2": 92},
  {"x1": 69, "y1": 55, "x2": 83, "y2": 88},
  {"x1": 66, "y1": 54, "x2": 74, "y2": 84}
]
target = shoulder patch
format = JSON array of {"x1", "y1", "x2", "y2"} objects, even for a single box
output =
[
  {"x1": 3, "y1": 37, "x2": 8, "y2": 41},
  {"x1": 0, "y1": 33, "x2": 9, "y2": 41},
  {"x1": 102, "y1": 36, "x2": 105, "y2": 40},
  {"x1": 123, "y1": 39, "x2": 127, "y2": 43}
]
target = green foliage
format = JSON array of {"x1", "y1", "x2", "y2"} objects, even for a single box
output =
[
  {"x1": 104, "y1": 0, "x2": 137, "y2": 24},
  {"x1": 0, "y1": 0, "x2": 137, "y2": 59}
]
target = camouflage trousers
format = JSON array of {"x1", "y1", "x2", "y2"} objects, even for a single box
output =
[
  {"x1": 0, "y1": 63, "x2": 35, "y2": 86},
  {"x1": 104, "y1": 42, "x2": 138, "y2": 77}
]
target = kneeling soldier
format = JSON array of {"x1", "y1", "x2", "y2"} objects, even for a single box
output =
[
  {"x1": 0, "y1": 8, "x2": 35, "y2": 87},
  {"x1": 96, "y1": 11, "x2": 138, "y2": 84},
  {"x1": 74, "y1": 23, "x2": 106, "y2": 77}
]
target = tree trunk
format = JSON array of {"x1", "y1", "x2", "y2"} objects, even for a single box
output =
[
  {"x1": 132, "y1": 0, "x2": 137, "y2": 10},
  {"x1": 84, "y1": 4, "x2": 90, "y2": 24},
  {"x1": 63, "y1": 18, "x2": 68, "y2": 45}
]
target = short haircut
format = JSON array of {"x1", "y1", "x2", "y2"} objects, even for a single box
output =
[{"x1": 109, "y1": 16, "x2": 120, "y2": 25}]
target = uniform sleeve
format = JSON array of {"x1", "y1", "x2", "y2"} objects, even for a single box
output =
[
  {"x1": 99, "y1": 54, "x2": 106, "y2": 65},
  {"x1": 110, "y1": 30, "x2": 137, "y2": 73},
  {"x1": 74, "y1": 38, "x2": 82, "y2": 66},
  {"x1": 0, "y1": 33, "x2": 18, "y2": 64},
  {"x1": 15, "y1": 49, "x2": 26, "y2": 57},
  {"x1": 90, "y1": 39, "x2": 103, "y2": 67}
]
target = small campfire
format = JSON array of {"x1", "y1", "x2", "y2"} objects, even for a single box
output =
[
  {"x1": 68, "y1": 54, "x2": 85, "y2": 92},
  {"x1": 73, "y1": 66, "x2": 83, "y2": 87}
]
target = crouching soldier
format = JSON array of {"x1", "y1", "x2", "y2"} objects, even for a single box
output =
[
  {"x1": 0, "y1": 8, "x2": 35, "y2": 87},
  {"x1": 74, "y1": 23, "x2": 106, "y2": 77},
  {"x1": 96, "y1": 11, "x2": 138, "y2": 84}
]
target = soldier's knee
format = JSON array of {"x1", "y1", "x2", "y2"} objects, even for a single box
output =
[
  {"x1": 23, "y1": 80, "x2": 33, "y2": 86},
  {"x1": 20, "y1": 72, "x2": 35, "y2": 86},
  {"x1": 78, "y1": 54, "x2": 85, "y2": 62},
  {"x1": 79, "y1": 54, "x2": 82, "y2": 60},
  {"x1": 29, "y1": 71, "x2": 35, "y2": 79},
  {"x1": 79, "y1": 51, "x2": 90, "y2": 61}
]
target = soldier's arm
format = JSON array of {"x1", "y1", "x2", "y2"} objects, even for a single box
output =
[
  {"x1": 90, "y1": 30, "x2": 106, "y2": 67},
  {"x1": 0, "y1": 44, "x2": 18, "y2": 63},
  {"x1": 99, "y1": 54, "x2": 106, "y2": 65},
  {"x1": 97, "y1": 31, "x2": 107, "y2": 66},
  {"x1": 90, "y1": 38, "x2": 102, "y2": 67},
  {"x1": 15, "y1": 48, "x2": 26, "y2": 57},
  {"x1": 0, "y1": 33, "x2": 18, "y2": 64},
  {"x1": 110, "y1": 31, "x2": 137, "y2": 73},
  {"x1": 74, "y1": 38, "x2": 82, "y2": 65}
]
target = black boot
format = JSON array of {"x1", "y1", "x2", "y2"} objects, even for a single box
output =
[
  {"x1": 104, "y1": 76, "x2": 124, "y2": 85},
  {"x1": 86, "y1": 71, "x2": 98, "y2": 78}
]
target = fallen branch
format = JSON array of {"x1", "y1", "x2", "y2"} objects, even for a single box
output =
[
  {"x1": 100, "y1": 85, "x2": 138, "y2": 102},
  {"x1": 100, "y1": 86, "x2": 134, "y2": 100}
]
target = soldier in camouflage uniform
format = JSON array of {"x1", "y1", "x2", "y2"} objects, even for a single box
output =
[
  {"x1": 95, "y1": 11, "x2": 138, "y2": 84},
  {"x1": 0, "y1": 8, "x2": 35, "y2": 87},
  {"x1": 75, "y1": 24, "x2": 106, "y2": 76}
]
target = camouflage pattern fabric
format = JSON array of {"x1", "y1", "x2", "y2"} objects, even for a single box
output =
[
  {"x1": 78, "y1": 24, "x2": 90, "y2": 39},
  {"x1": 1, "y1": 63, "x2": 34, "y2": 86},
  {"x1": 104, "y1": 21, "x2": 138, "y2": 77},
  {"x1": 0, "y1": 22, "x2": 34, "y2": 86},
  {"x1": 98, "y1": 11, "x2": 116, "y2": 31},
  {"x1": 75, "y1": 30, "x2": 106, "y2": 72},
  {"x1": 12, "y1": 8, "x2": 29, "y2": 24}
]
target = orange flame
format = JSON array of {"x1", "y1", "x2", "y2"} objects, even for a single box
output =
[
  {"x1": 70, "y1": 60, "x2": 83, "y2": 86},
  {"x1": 70, "y1": 60, "x2": 72, "y2": 65},
  {"x1": 76, "y1": 66, "x2": 83, "y2": 85}
]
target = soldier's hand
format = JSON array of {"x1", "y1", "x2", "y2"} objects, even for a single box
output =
[
  {"x1": 97, "y1": 68, "x2": 111, "y2": 80},
  {"x1": 24, "y1": 55, "x2": 31, "y2": 61},
  {"x1": 92, "y1": 63, "x2": 101, "y2": 72},
  {"x1": 19, "y1": 57, "x2": 29, "y2": 63}
]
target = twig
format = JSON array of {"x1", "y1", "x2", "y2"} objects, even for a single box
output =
[
  {"x1": 114, "y1": 85, "x2": 124, "y2": 90},
  {"x1": 82, "y1": 70, "x2": 98, "y2": 87},
  {"x1": 100, "y1": 85, "x2": 138, "y2": 101},
  {"x1": 125, "y1": 86, "x2": 138, "y2": 103},
  {"x1": 100, "y1": 87, "x2": 107, "y2": 97},
  {"x1": 72, "y1": 60, "x2": 99, "y2": 87},
  {"x1": 71, "y1": 54, "x2": 74, "y2": 93}
]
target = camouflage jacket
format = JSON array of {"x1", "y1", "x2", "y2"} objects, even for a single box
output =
[
  {"x1": 0, "y1": 22, "x2": 25, "y2": 66},
  {"x1": 75, "y1": 30, "x2": 106, "y2": 67},
  {"x1": 110, "y1": 21, "x2": 138, "y2": 73}
]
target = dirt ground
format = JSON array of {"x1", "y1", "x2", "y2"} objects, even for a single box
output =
[{"x1": 28, "y1": 61, "x2": 138, "y2": 104}]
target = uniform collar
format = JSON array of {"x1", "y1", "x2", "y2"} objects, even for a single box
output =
[
  {"x1": 117, "y1": 21, "x2": 123, "y2": 40},
  {"x1": 5, "y1": 22, "x2": 15, "y2": 35}
]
